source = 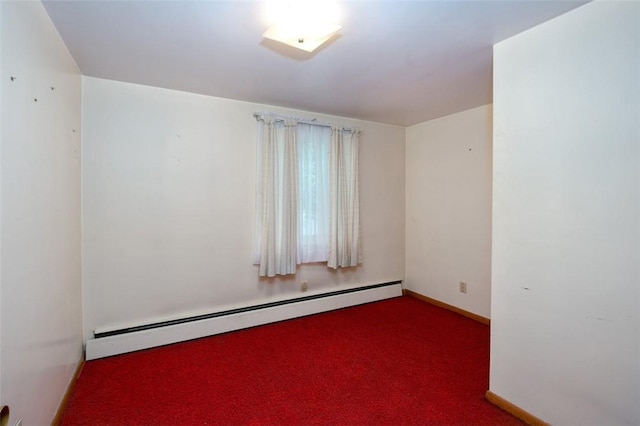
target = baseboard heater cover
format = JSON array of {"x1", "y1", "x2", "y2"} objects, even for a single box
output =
[{"x1": 86, "y1": 281, "x2": 402, "y2": 360}]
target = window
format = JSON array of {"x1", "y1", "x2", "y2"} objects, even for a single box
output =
[
  {"x1": 253, "y1": 114, "x2": 361, "y2": 277},
  {"x1": 297, "y1": 122, "x2": 330, "y2": 263}
]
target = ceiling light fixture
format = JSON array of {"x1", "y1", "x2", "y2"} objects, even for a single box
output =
[{"x1": 263, "y1": 1, "x2": 342, "y2": 53}]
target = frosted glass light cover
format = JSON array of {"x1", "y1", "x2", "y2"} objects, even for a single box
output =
[{"x1": 263, "y1": 23, "x2": 341, "y2": 52}]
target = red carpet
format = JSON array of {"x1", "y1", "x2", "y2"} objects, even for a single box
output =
[{"x1": 60, "y1": 296, "x2": 522, "y2": 425}]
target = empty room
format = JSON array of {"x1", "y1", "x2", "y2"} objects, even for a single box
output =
[{"x1": 0, "y1": 0, "x2": 638, "y2": 425}]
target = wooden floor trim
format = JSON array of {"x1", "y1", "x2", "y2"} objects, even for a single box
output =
[
  {"x1": 402, "y1": 289, "x2": 490, "y2": 325},
  {"x1": 485, "y1": 390, "x2": 550, "y2": 426},
  {"x1": 51, "y1": 352, "x2": 85, "y2": 425}
]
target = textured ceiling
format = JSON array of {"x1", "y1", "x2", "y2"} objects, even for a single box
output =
[{"x1": 43, "y1": 0, "x2": 588, "y2": 126}]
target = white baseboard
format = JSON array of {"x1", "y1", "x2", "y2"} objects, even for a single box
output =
[{"x1": 86, "y1": 282, "x2": 402, "y2": 360}]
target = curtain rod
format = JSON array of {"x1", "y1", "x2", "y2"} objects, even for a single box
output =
[{"x1": 253, "y1": 112, "x2": 359, "y2": 133}]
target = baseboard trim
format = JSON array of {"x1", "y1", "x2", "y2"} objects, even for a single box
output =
[
  {"x1": 51, "y1": 352, "x2": 85, "y2": 425},
  {"x1": 485, "y1": 390, "x2": 550, "y2": 426},
  {"x1": 402, "y1": 289, "x2": 490, "y2": 325}
]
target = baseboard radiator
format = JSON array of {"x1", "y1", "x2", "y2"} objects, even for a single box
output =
[{"x1": 85, "y1": 281, "x2": 403, "y2": 360}]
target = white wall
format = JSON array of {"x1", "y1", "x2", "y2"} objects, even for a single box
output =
[
  {"x1": 81, "y1": 77, "x2": 405, "y2": 339},
  {"x1": 405, "y1": 105, "x2": 493, "y2": 318},
  {"x1": 0, "y1": 2, "x2": 83, "y2": 425},
  {"x1": 491, "y1": 2, "x2": 639, "y2": 424}
]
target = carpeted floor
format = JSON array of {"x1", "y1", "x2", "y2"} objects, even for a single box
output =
[{"x1": 60, "y1": 296, "x2": 522, "y2": 425}]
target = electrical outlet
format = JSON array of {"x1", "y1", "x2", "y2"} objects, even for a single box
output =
[
  {"x1": 459, "y1": 281, "x2": 467, "y2": 294},
  {"x1": 301, "y1": 281, "x2": 308, "y2": 292}
]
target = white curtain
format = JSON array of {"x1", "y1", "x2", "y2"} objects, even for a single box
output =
[
  {"x1": 255, "y1": 117, "x2": 299, "y2": 277},
  {"x1": 328, "y1": 126, "x2": 361, "y2": 269},
  {"x1": 297, "y1": 123, "x2": 331, "y2": 263},
  {"x1": 254, "y1": 115, "x2": 361, "y2": 276}
]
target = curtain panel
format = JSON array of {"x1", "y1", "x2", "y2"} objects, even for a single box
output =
[
  {"x1": 328, "y1": 127, "x2": 362, "y2": 269},
  {"x1": 255, "y1": 118, "x2": 299, "y2": 277},
  {"x1": 254, "y1": 114, "x2": 361, "y2": 277}
]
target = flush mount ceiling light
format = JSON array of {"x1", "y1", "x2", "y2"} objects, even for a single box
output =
[
  {"x1": 263, "y1": 1, "x2": 342, "y2": 52},
  {"x1": 263, "y1": 22, "x2": 342, "y2": 52}
]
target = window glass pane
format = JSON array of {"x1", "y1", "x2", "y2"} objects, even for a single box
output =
[{"x1": 297, "y1": 123, "x2": 331, "y2": 263}]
